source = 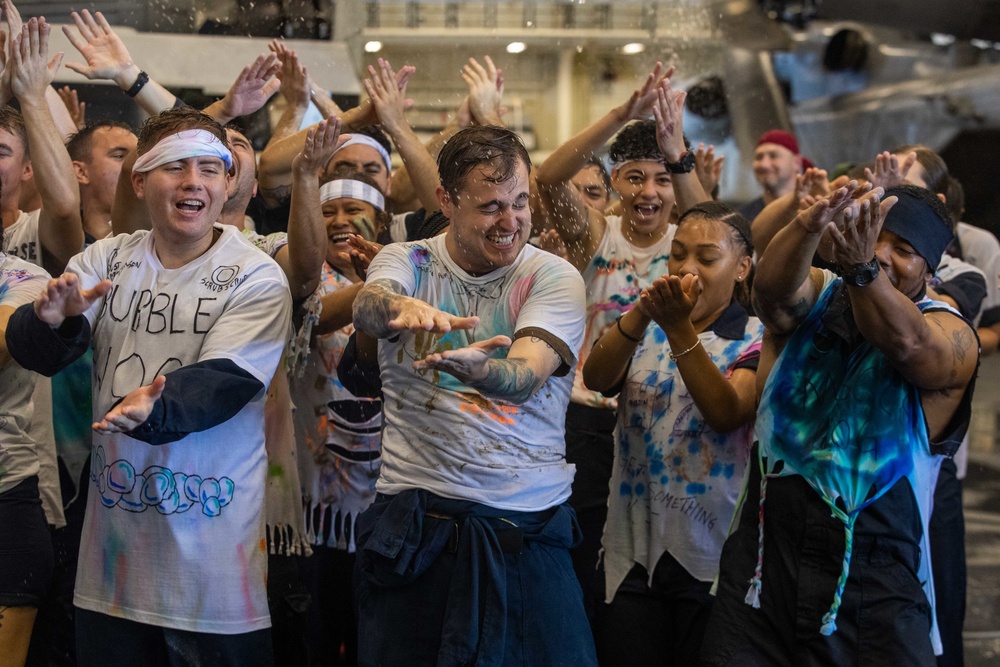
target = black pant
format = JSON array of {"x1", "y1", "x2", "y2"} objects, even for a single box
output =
[
  {"x1": 596, "y1": 553, "x2": 713, "y2": 667},
  {"x1": 299, "y1": 545, "x2": 358, "y2": 666},
  {"x1": 929, "y1": 457, "x2": 966, "y2": 667}
]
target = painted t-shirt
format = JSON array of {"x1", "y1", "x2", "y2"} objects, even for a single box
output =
[
  {"x1": 291, "y1": 263, "x2": 381, "y2": 553},
  {"x1": 603, "y1": 302, "x2": 764, "y2": 600},
  {"x1": 368, "y1": 236, "x2": 586, "y2": 512},
  {"x1": 0, "y1": 253, "x2": 49, "y2": 494},
  {"x1": 573, "y1": 216, "x2": 675, "y2": 409},
  {"x1": 69, "y1": 224, "x2": 291, "y2": 634},
  {"x1": 3, "y1": 208, "x2": 66, "y2": 527}
]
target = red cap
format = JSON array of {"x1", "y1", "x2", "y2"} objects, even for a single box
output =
[{"x1": 756, "y1": 130, "x2": 799, "y2": 156}]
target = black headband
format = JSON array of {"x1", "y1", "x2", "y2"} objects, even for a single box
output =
[{"x1": 881, "y1": 189, "x2": 953, "y2": 271}]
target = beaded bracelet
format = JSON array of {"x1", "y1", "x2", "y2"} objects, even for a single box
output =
[
  {"x1": 615, "y1": 315, "x2": 642, "y2": 343},
  {"x1": 669, "y1": 339, "x2": 702, "y2": 360}
]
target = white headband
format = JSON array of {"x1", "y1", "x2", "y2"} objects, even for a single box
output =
[
  {"x1": 335, "y1": 134, "x2": 392, "y2": 173},
  {"x1": 132, "y1": 129, "x2": 234, "y2": 173},
  {"x1": 319, "y1": 179, "x2": 385, "y2": 212}
]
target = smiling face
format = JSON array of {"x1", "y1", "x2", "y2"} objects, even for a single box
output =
[
  {"x1": 611, "y1": 160, "x2": 676, "y2": 239},
  {"x1": 324, "y1": 144, "x2": 390, "y2": 195},
  {"x1": 875, "y1": 229, "x2": 930, "y2": 300},
  {"x1": 322, "y1": 196, "x2": 378, "y2": 270},
  {"x1": 132, "y1": 155, "x2": 230, "y2": 246},
  {"x1": 571, "y1": 164, "x2": 610, "y2": 212},
  {"x1": 668, "y1": 216, "x2": 751, "y2": 325},
  {"x1": 752, "y1": 142, "x2": 800, "y2": 197},
  {"x1": 223, "y1": 128, "x2": 257, "y2": 214},
  {"x1": 0, "y1": 127, "x2": 32, "y2": 213},
  {"x1": 77, "y1": 126, "x2": 137, "y2": 213},
  {"x1": 440, "y1": 159, "x2": 531, "y2": 276}
]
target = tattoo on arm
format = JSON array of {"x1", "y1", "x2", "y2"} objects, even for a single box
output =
[
  {"x1": 353, "y1": 278, "x2": 406, "y2": 338},
  {"x1": 258, "y1": 184, "x2": 292, "y2": 206},
  {"x1": 470, "y1": 357, "x2": 541, "y2": 404},
  {"x1": 952, "y1": 327, "x2": 972, "y2": 365}
]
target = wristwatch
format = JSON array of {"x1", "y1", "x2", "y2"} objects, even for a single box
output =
[
  {"x1": 840, "y1": 257, "x2": 880, "y2": 287},
  {"x1": 665, "y1": 150, "x2": 696, "y2": 174}
]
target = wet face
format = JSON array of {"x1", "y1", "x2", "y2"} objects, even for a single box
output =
[
  {"x1": 571, "y1": 164, "x2": 610, "y2": 212},
  {"x1": 668, "y1": 216, "x2": 751, "y2": 324},
  {"x1": 611, "y1": 160, "x2": 676, "y2": 236},
  {"x1": 78, "y1": 126, "x2": 137, "y2": 212},
  {"x1": 874, "y1": 229, "x2": 930, "y2": 300},
  {"x1": 440, "y1": 160, "x2": 531, "y2": 276},
  {"x1": 0, "y1": 127, "x2": 31, "y2": 210},
  {"x1": 132, "y1": 155, "x2": 230, "y2": 245},
  {"x1": 752, "y1": 143, "x2": 800, "y2": 196},
  {"x1": 324, "y1": 144, "x2": 390, "y2": 195},
  {"x1": 223, "y1": 129, "x2": 257, "y2": 212},
  {"x1": 321, "y1": 196, "x2": 378, "y2": 270}
]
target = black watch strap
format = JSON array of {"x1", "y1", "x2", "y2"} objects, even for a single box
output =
[
  {"x1": 125, "y1": 70, "x2": 149, "y2": 98},
  {"x1": 665, "y1": 150, "x2": 695, "y2": 174},
  {"x1": 840, "y1": 257, "x2": 880, "y2": 287}
]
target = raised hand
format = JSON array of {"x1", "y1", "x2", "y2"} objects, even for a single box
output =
[
  {"x1": 62, "y1": 10, "x2": 135, "y2": 86},
  {"x1": 270, "y1": 40, "x2": 310, "y2": 109},
  {"x1": 10, "y1": 17, "x2": 63, "y2": 103},
  {"x1": 694, "y1": 143, "x2": 724, "y2": 195},
  {"x1": 616, "y1": 62, "x2": 676, "y2": 122},
  {"x1": 364, "y1": 58, "x2": 414, "y2": 136},
  {"x1": 340, "y1": 233, "x2": 383, "y2": 279},
  {"x1": 389, "y1": 298, "x2": 479, "y2": 334},
  {"x1": 34, "y1": 273, "x2": 112, "y2": 327},
  {"x1": 640, "y1": 273, "x2": 701, "y2": 332},
  {"x1": 538, "y1": 229, "x2": 569, "y2": 261},
  {"x1": 864, "y1": 150, "x2": 916, "y2": 191},
  {"x1": 216, "y1": 52, "x2": 282, "y2": 122},
  {"x1": 57, "y1": 85, "x2": 86, "y2": 129},
  {"x1": 291, "y1": 116, "x2": 346, "y2": 175},
  {"x1": 794, "y1": 167, "x2": 832, "y2": 205},
  {"x1": 92, "y1": 376, "x2": 166, "y2": 435},
  {"x1": 353, "y1": 65, "x2": 414, "y2": 128},
  {"x1": 462, "y1": 56, "x2": 504, "y2": 126},
  {"x1": 412, "y1": 335, "x2": 512, "y2": 382},
  {"x1": 793, "y1": 181, "x2": 860, "y2": 234},
  {"x1": 651, "y1": 79, "x2": 687, "y2": 162},
  {"x1": 828, "y1": 188, "x2": 898, "y2": 267}
]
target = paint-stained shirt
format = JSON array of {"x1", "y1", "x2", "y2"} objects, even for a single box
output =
[
  {"x1": 368, "y1": 236, "x2": 586, "y2": 512},
  {"x1": 603, "y1": 300, "x2": 763, "y2": 600},
  {"x1": 573, "y1": 216, "x2": 674, "y2": 409},
  {"x1": 0, "y1": 253, "x2": 49, "y2": 494},
  {"x1": 68, "y1": 224, "x2": 291, "y2": 633}
]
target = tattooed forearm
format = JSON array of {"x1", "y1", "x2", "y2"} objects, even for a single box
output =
[
  {"x1": 467, "y1": 358, "x2": 542, "y2": 405},
  {"x1": 353, "y1": 278, "x2": 407, "y2": 338}
]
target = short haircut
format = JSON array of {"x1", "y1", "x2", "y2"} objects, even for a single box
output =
[
  {"x1": 944, "y1": 175, "x2": 965, "y2": 222},
  {"x1": 66, "y1": 120, "x2": 136, "y2": 162},
  {"x1": 891, "y1": 143, "x2": 949, "y2": 195},
  {"x1": 437, "y1": 126, "x2": 530, "y2": 198},
  {"x1": 677, "y1": 200, "x2": 754, "y2": 257},
  {"x1": 0, "y1": 106, "x2": 28, "y2": 159},
  {"x1": 136, "y1": 107, "x2": 229, "y2": 157},
  {"x1": 583, "y1": 156, "x2": 611, "y2": 193},
  {"x1": 609, "y1": 120, "x2": 663, "y2": 165}
]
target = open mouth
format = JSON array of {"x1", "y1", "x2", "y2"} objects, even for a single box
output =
[
  {"x1": 633, "y1": 204, "x2": 661, "y2": 220},
  {"x1": 176, "y1": 199, "x2": 205, "y2": 213},
  {"x1": 486, "y1": 232, "x2": 515, "y2": 248},
  {"x1": 329, "y1": 232, "x2": 351, "y2": 244}
]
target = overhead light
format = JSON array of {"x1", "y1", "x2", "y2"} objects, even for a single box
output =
[
  {"x1": 621, "y1": 42, "x2": 645, "y2": 54},
  {"x1": 507, "y1": 42, "x2": 526, "y2": 54},
  {"x1": 364, "y1": 40, "x2": 383, "y2": 53},
  {"x1": 930, "y1": 33, "x2": 955, "y2": 47}
]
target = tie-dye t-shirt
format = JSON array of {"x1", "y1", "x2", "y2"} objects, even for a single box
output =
[
  {"x1": 291, "y1": 263, "x2": 381, "y2": 553},
  {"x1": 573, "y1": 216, "x2": 674, "y2": 409},
  {"x1": 755, "y1": 271, "x2": 966, "y2": 648},
  {"x1": 68, "y1": 225, "x2": 291, "y2": 634},
  {"x1": 0, "y1": 253, "x2": 49, "y2": 494},
  {"x1": 368, "y1": 235, "x2": 586, "y2": 512},
  {"x1": 603, "y1": 301, "x2": 763, "y2": 599}
]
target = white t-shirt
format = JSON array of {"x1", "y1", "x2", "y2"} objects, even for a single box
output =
[
  {"x1": 69, "y1": 224, "x2": 291, "y2": 634},
  {"x1": 573, "y1": 216, "x2": 675, "y2": 409},
  {"x1": 368, "y1": 236, "x2": 586, "y2": 511},
  {"x1": 0, "y1": 253, "x2": 49, "y2": 494},
  {"x1": 3, "y1": 208, "x2": 65, "y2": 527}
]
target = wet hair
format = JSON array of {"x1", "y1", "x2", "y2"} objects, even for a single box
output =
[
  {"x1": 891, "y1": 143, "x2": 949, "y2": 195},
  {"x1": 583, "y1": 156, "x2": 611, "y2": 193},
  {"x1": 0, "y1": 106, "x2": 28, "y2": 159},
  {"x1": 886, "y1": 183, "x2": 955, "y2": 231},
  {"x1": 437, "y1": 126, "x2": 530, "y2": 198},
  {"x1": 609, "y1": 121, "x2": 663, "y2": 165},
  {"x1": 677, "y1": 201, "x2": 754, "y2": 257},
  {"x1": 677, "y1": 201, "x2": 754, "y2": 308},
  {"x1": 66, "y1": 121, "x2": 136, "y2": 162},
  {"x1": 136, "y1": 107, "x2": 229, "y2": 157},
  {"x1": 943, "y1": 175, "x2": 965, "y2": 222},
  {"x1": 354, "y1": 125, "x2": 393, "y2": 157}
]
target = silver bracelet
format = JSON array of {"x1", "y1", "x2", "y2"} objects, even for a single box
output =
[{"x1": 669, "y1": 339, "x2": 702, "y2": 361}]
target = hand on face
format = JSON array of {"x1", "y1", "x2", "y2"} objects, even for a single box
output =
[{"x1": 640, "y1": 273, "x2": 701, "y2": 333}]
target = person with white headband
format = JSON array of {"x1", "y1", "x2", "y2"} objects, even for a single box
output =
[
  {"x1": 5, "y1": 107, "x2": 292, "y2": 666},
  {"x1": 287, "y1": 166, "x2": 388, "y2": 665},
  {"x1": 532, "y1": 64, "x2": 711, "y2": 626}
]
